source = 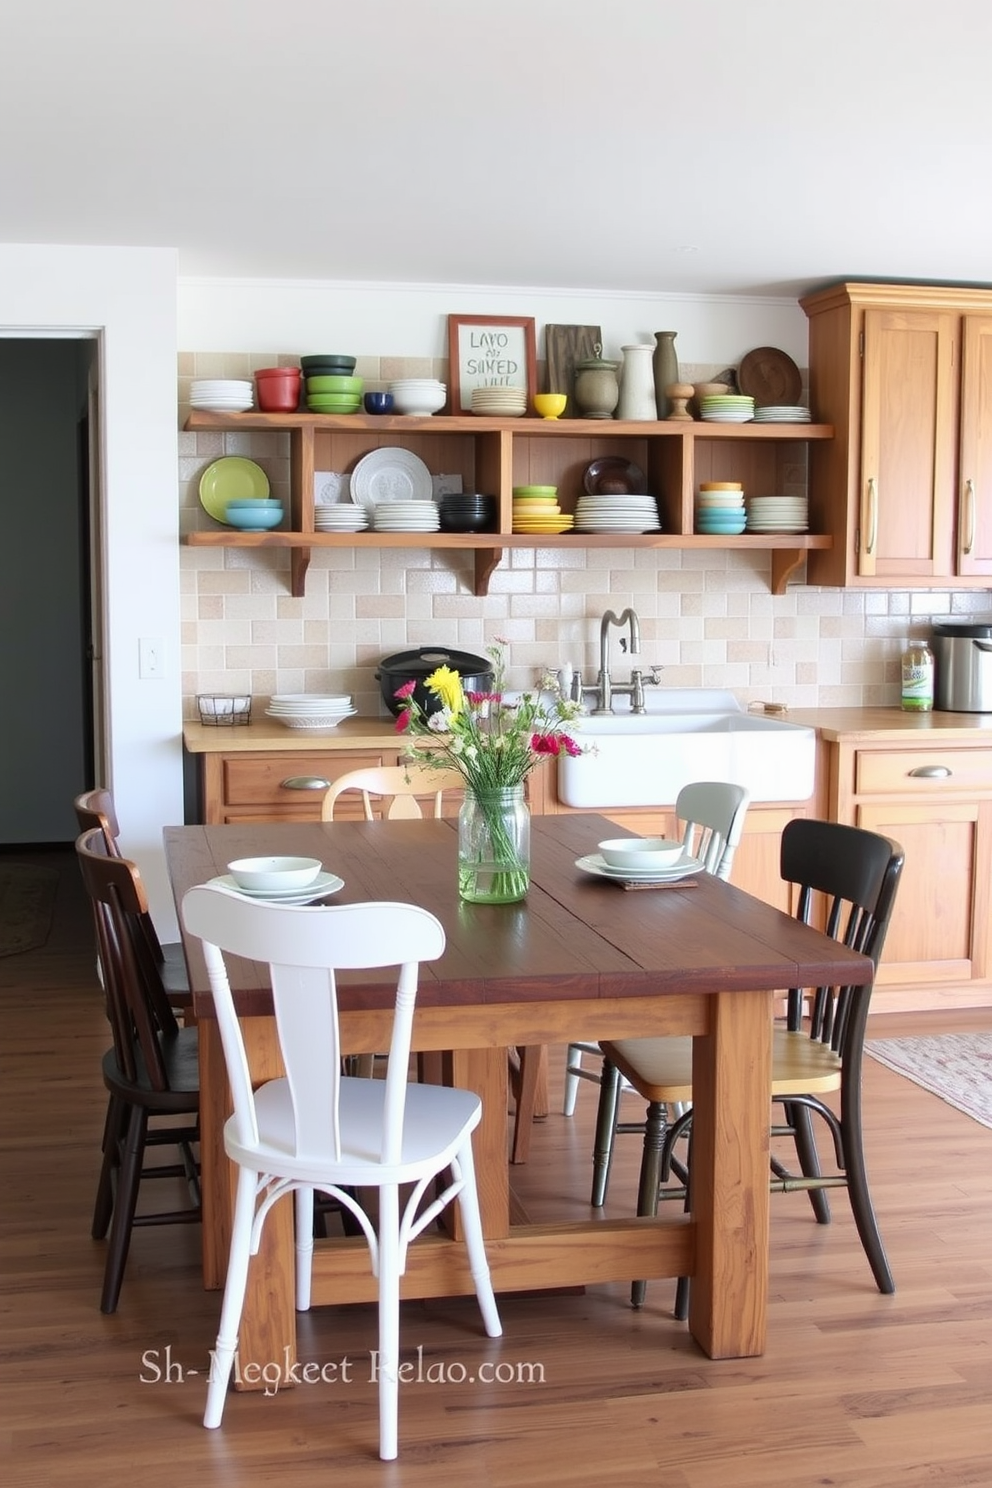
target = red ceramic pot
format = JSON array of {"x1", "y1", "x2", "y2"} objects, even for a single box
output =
[{"x1": 255, "y1": 368, "x2": 301, "y2": 412}]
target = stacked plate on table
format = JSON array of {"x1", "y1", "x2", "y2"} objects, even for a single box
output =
[
  {"x1": 745, "y1": 496, "x2": 809, "y2": 534},
  {"x1": 190, "y1": 379, "x2": 253, "y2": 412},
  {"x1": 574, "y1": 851, "x2": 704, "y2": 885},
  {"x1": 265, "y1": 693, "x2": 358, "y2": 730},
  {"x1": 371, "y1": 501, "x2": 440, "y2": 533},
  {"x1": 207, "y1": 869, "x2": 345, "y2": 905},
  {"x1": 752, "y1": 405, "x2": 811, "y2": 423},
  {"x1": 699, "y1": 394, "x2": 755, "y2": 423},
  {"x1": 313, "y1": 505, "x2": 368, "y2": 532},
  {"x1": 574, "y1": 495, "x2": 661, "y2": 534},
  {"x1": 471, "y1": 386, "x2": 528, "y2": 418},
  {"x1": 695, "y1": 481, "x2": 746, "y2": 535}
]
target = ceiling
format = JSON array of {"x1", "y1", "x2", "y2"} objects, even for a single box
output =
[{"x1": 4, "y1": 0, "x2": 991, "y2": 300}]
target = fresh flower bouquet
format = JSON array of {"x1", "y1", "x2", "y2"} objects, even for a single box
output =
[{"x1": 393, "y1": 640, "x2": 583, "y2": 902}]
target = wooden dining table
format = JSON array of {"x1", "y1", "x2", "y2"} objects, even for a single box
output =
[{"x1": 165, "y1": 813, "x2": 873, "y2": 1387}]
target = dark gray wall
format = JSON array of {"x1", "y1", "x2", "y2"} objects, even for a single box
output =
[{"x1": 0, "y1": 339, "x2": 93, "y2": 841}]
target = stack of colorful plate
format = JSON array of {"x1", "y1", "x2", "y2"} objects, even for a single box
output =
[
  {"x1": 371, "y1": 501, "x2": 440, "y2": 532},
  {"x1": 305, "y1": 375, "x2": 364, "y2": 414},
  {"x1": 264, "y1": 694, "x2": 358, "y2": 730},
  {"x1": 512, "y1": 485, "x2": 572, "y2": 534},
  {"x1": 699, "y1": 394, "x2": 755, "y2": 423},
  {"x1": 471, "y1": 386, "x2": 528, "y2": 418},
  {"x1": 574, "y1": 495, "x2": 660, "y2": 533},
  {"x1": 752, "y1": 405, "x2": 811, "y2": 423},
  {"x1": 695, "y1": 481, "x2": 746, "y2": 535},
  {"x1": 745, "y1": 496, "x2": 809, "y2": 533},
  {"x1": 313, "y1": 505, "x2": 369, "y2": 532},
  {"x1": 190, "y1": 379, "x2": 253, "y2": 412}
]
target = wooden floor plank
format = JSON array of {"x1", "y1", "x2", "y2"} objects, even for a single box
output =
[{"x1": 2, "y1": 847, "x2": 990, "y2": 1484}]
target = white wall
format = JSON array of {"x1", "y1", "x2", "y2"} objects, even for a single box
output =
[
  {"x1": 0, "y1": 244, "x2": 183, "y2": 932},
  {"x1": 177, "y1": 277, "x2": 810, "y2": 367}
]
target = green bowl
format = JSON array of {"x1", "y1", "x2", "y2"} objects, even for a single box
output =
[
  {"x1": 305, "y1": 375, "x2": 363, "y2": 393},
  {"x1": 307, "y1": 398, "x2": 362, "y2": 413}
]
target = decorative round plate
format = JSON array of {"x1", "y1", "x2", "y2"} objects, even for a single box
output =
[
  {"x1": 737, "y1": 347, "x2": 803, "y2": 408},
  {"x1": 198, "y1": 457, "x2": 270, "y2": 524},
  {"x1": 350, "y1": 448, "x2": 433, "y2": 511},
  {"x1": 583, "y1": 456, "x2": 648, "y2": 496},
  {"x1": 208, "y1": 872, "x2": 344, "y2": 904}
]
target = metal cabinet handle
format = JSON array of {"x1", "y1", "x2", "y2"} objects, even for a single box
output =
[
  {"x1": 280, "y1": 775, "x2": 332, "y2": 791},
  {"x1": 865, "y1": 477, "x2": 878, "y2": 556},
  {"x1": 908, "y1": 765, "x2": 952, "y2": 779},
  {"x1": 961, "y1": 477, "x2": 976, "y2": 556}
]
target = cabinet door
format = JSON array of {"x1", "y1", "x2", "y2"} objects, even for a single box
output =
[
  {"x1": 958, "y1": 314, "x2": 992, "y2": 577},
  {"x1": 857, "y1": 798, "x2": 992, "y2": 995},
  {"x1": 859, "y1": 308, "x2": 957, "y2": 579}
]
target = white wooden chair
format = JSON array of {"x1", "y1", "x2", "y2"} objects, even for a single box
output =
[
  {"x1": 562, "y1": 781, "x2": 751, "y2": 1120},
  {"x1": 181, "y1": 884, "x2": 502, "y2": 1462},
  {"x1": 320, "y1": 763, "x2": 464, "y2": 821}
]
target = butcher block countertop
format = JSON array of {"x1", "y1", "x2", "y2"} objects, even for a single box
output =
[
  {"x1": 183, "y1": 717, "x2": 403, "y2": 753},
  {"x1": 184, "y1": 707, "x2": 991, "y2": 755}
]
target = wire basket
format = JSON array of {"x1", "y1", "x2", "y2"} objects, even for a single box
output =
[{"x1": 196, "y1": 694, "x2": 252, "y2": 726}]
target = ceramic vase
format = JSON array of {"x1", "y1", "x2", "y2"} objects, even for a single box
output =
[
  {"x1": 573, "y1": 349, "x2": 620, "y2": 419},
  {"x1": 652, "y1": 331, "x2": 680, "y2": 420},
  {"x1": 616, "y1": 344, "x2": 657, "y2": 421},
  {"x1": 457, "y1": 786, "x2": 530, "y2": 903}
]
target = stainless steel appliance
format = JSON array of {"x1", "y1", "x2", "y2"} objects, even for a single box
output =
[{"x1": 930, "y1": 616, "x2": 992, "y2": 712}]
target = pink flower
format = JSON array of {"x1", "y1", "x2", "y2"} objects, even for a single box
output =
[
  {"x1": 531, "y1": 731, "x2": 582, "y2": 757},
  {"x1": 465, "y1": 690, "x2": 501, "y2": 705},
  {"x1": 394, "y1": 708, "x2": 412, "y2": 732},
  {"x1": 393, "y1": 680, "x2": 417, "y2": 700}
]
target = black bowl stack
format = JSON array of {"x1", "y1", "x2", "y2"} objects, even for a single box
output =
[{"x1": 437, "y1": 492, "x2": 497, "y2": 533}]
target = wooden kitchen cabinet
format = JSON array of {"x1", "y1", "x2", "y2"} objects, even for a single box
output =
[
  {"x1": 801, "y1": 282, "x2": 992, "y2": 587},
  {"x1": 827, "y1": 737, "x2": 992, "y2": 1010},
  {"x1": 199, "y1": 746, "x2": 406, "y2": 823},
  {"x1": 182, "y1": 409, "x2": 834, "y2": 598}
]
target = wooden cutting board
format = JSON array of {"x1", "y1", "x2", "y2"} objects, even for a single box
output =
[{"x1": 544, "y1": 324, "x2": 602, "y2": 417}]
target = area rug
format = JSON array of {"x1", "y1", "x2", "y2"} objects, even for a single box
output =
[
  {"x1": 866, "y1": 1033, "x2": 992, "y2": 1130},
  {"x1": 0, "y1": 862, "x2": 59, "y2": 956}
]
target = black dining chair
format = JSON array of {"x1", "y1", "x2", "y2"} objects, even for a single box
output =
[
  {"x1": 74, "y1": 788, "x2": 193, "y2": 1020},
  {"x1": 75, "y1": 827, "x2": 201, "y2": 1313},
  {"x1": 593, "y1": 817, "x2": 905, "y2": 1312}
]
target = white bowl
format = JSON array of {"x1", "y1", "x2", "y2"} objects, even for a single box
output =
[
  {"x1": 598, "y1": 837, "x2": 685, "y2": 871},
  {"x1": 227, "y1": 855, "x2": 323, "y2": 891},
  {"x1": 390, "y1": 386, "x2": 447, "y2": 416}
]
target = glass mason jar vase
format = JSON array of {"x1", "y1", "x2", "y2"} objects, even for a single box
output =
[{"x1": 457, "y1": 786, "x2": 530, "y2": 903}]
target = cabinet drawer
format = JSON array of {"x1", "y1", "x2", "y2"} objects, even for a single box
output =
[
  {"x1": 222, "y1": 751, "x2": 397, "y2": 807},
  {"x1": 855, "y1": 748, "x2": 992, "y2": 794}
]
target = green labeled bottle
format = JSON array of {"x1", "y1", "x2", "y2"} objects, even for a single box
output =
[{"x1": 901, "y1": 639, "x2": 934, "y2": 712}]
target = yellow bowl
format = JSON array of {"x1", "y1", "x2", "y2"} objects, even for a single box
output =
[{"x1": 533, "y1": 393, "x2": 568, "y2": 419}]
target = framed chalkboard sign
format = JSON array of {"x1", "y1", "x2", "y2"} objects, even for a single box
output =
[{"x1": 447, "y1": 314, "x2": 537, "y2": 414}]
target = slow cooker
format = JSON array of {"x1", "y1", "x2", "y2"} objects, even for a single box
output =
[
  {"x1": 375, "y1": 646, "x2": 494, "y2": 717},
  {"x1": 930, "y1": 616, "x2": 992, "y2": 712}
]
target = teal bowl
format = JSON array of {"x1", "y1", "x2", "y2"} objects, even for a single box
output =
[{"x1": 226, "y1": 505, "x2": 284, "y2": 530}]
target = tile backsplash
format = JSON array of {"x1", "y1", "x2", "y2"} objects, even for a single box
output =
[{"x1": 179, "y1": 353, "x2": 991, "y2": 720}]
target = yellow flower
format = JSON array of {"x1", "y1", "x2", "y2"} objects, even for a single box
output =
[{"x1": 424, "y1": 665, "x2": 464, "y2": 716}]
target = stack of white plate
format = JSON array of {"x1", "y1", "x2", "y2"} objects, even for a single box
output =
[
  {"x1": 699, "y1": 394, "x2": 755, "y2": 423},
  {"x1": 470, "y1": 386, "x2": 528, "y2": 417},
  {"x1": 752, "y1": 405, "x2": 811, "y2": 423},
  {"x1": 190, "y1": 379, "x2": 254, "y2": 412},
  {"x1": 265, "y1": 693, "x2": 357, "y2": 729},
  {"x1": 745, "y1": 496, "x2": 809, "y2": 533},
  {"x1": 314, "y1": 506, "x2": 369, "y2": 532},
  {"x1": 371, "y1": 501, "x2": 440, "y2": 532},
  {"x1": 574, "y1": 495, "x2": 661, "y2": 533},
  {"x1": 207, "y1": 870, "x2": 345, "y2": 905}
]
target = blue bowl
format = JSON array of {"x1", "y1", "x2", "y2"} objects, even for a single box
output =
[
  {"x1": 364, "y1": 391, "x2": 394, "y2": 415},
  {"x1": 226, "y1": 505, "x2": 284, "y2": 530}
]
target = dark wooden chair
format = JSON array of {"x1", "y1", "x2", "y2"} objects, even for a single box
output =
[
  {"x1": 75, "y1": 827, "x2": 201, "y2": 1313},
  {"x1": 73, "y1": 788, "x2": 193, "y2": 1018},
  {"x1": 593, "y1": 818, "x2": 905, "y2": 1312}
]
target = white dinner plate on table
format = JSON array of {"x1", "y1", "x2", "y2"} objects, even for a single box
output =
[
  {"x1": 575, "y1": 853, "x2": 703, "y2": 884},
  {"x1": 207, "y1": 872, "x2": 344, "y2": 904}
]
